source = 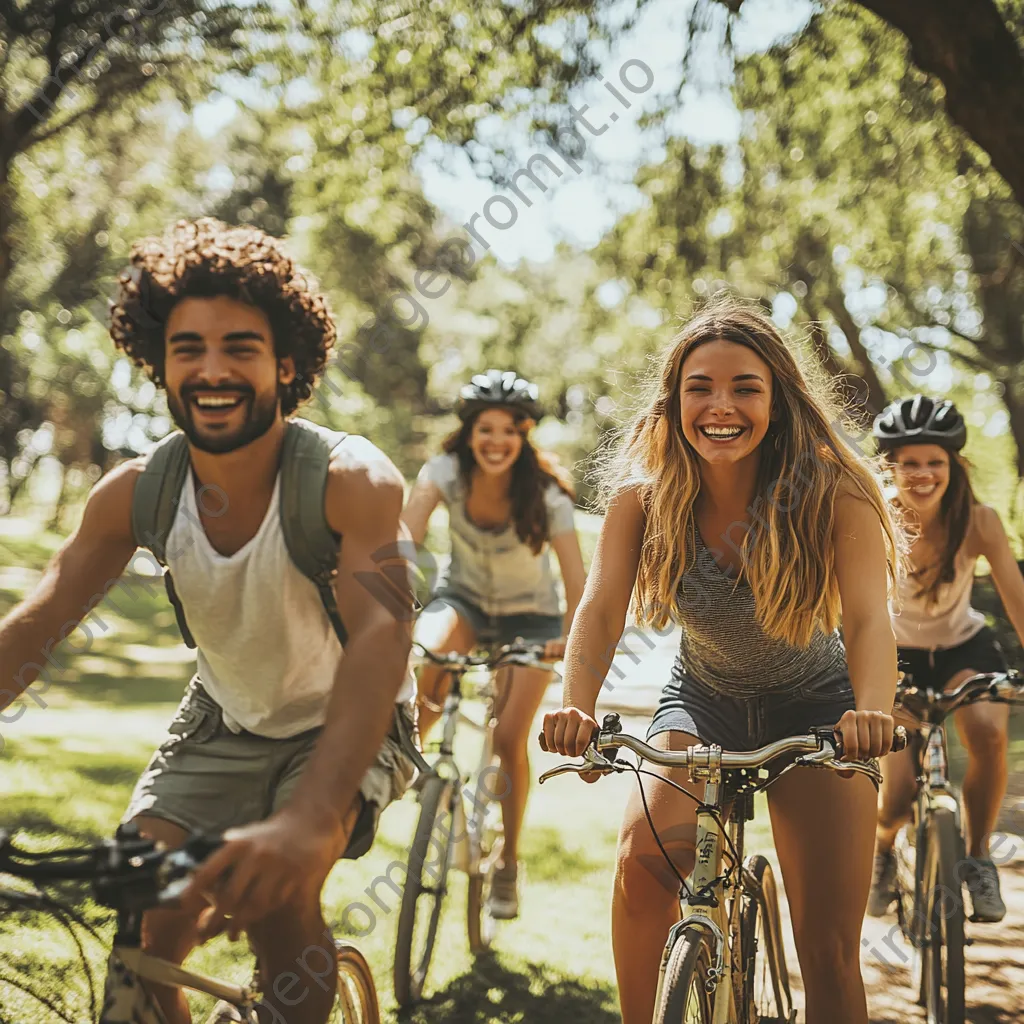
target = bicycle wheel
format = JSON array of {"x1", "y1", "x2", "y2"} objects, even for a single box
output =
[
  {"x1": 393, "y1": 774, "x2": 456, "y2": 1006},
  {"x1": 919, "y1": 808, "x2": 966, "y2": 1024},
  {"x1": 739, "y1": 855, "x2": 794, "y2": 1024},
  {"x1": 466, "y1": 749, "x2": 504, "y2": 955},
  {"x1": 654, "y1": 925, "x2": 715, "y2": 1024},
  {"x1": 335, "y1": 941, "x2": 380, "y2": 1024}
]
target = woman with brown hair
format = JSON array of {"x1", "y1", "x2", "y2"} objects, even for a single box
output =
[
  {"x1": 867, "y1": 395, "x2": 1024, "y2": 923},
  {"x1": 542, "y1": 300, "x2": 902, "y2": 1024},
  {"x1": 402, "y1": 370, "x2": 586, "y2": 920}
]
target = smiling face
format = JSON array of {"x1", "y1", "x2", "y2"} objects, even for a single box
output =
[
  {"x1": 163, "y1": 295, "x2": 295, "y2": 454},
  {"x1": 679, "y1": 339, "x2": 774, "y2": 466},
  {"x1": 468, "y1": 408, "x2": 524, "y2": 477},
  {"x1": 891, "y1": 443, "x2": 951, "y2": 515}
]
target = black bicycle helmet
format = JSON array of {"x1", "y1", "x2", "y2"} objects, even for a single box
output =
[
  {"x1": 872, "y1": 394, "x2": 967, "y2": 453},
  {"x1": 456, "y1": 369, "x2": 542, "y2": 422}
]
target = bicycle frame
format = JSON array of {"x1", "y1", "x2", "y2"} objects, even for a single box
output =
[
  {"x1": 429, "y1": 664, "x2": 503, "y2": 877},
  {"x1": 902, "y1": 722, "x2": 962, "y2": 948},
  {"x1": 652, "y1": 771, "x2": 743, "y2": 1023},
  {"x1": 106, "y1": 946, "x2": 257, "y2": 1018}
]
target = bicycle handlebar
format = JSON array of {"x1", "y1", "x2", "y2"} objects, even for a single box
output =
[
  {"x1": 539, "y1": 713, "x2": 907, "y2": 786},
  {"x1": 896, "y1": 670, "x2": 1024, "y2": 716},
  {"x1": 0, "y1": 828, "x2": 222, "y2": 912},
  {"x1": 411, "y1": 641, "x2": 552, "y2": 671}
]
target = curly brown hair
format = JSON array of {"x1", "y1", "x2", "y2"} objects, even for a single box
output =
[
  {"x1": 442, "y1": 410, "x2": 576, "y2": 555},
  {"x1": 109, "y1": 218, "x2": 335, "y2": 415}
]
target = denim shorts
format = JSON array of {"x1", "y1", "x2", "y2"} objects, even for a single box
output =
[
  {"x1": 422, "y1": 589, "x2": 563, "y2": 647},
  {"x1": 648, "y1": 669, "x2": 857, "y2": 751}
]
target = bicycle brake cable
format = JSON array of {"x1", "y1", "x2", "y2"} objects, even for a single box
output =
[
  {"x1": 632, "y1": 766, "x2": 745, "y2": 886},
  {"x1": 627, "y1": 764, "x2": 693, "y2": 900}
]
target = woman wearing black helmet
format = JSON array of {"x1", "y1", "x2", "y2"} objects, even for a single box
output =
[
  {"x1": 868, "y1": 394, "x2": 1024, "y2": 923},
  {"x1": 402, "y1": 370, "x2": 587, "y2": 919}
]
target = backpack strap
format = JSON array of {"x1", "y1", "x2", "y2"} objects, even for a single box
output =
[
  {"x1": 279, "y1": 419, "x2": 350, "y2": 647},
  {"x1": 130, "y1": 431, "x2": 197, "y2": 649}
]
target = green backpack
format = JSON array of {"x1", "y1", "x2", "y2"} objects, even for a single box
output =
[{"x1": 131, "y1": 418, "x2": 351, "y2": 648}]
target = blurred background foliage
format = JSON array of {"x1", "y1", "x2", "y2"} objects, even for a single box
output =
[{"x1": 1, "y1": 0, "x2": 1023, "y2": 528}]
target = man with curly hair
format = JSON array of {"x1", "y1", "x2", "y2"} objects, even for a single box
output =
[{"x1": 0, "y1": 219, "x2": 417, "y2": 1024}]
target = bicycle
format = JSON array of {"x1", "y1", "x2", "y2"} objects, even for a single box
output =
[
  {"x1": 889, "y1": 669, "x2": 1024, "y2": 1024},
  {"x1": 540, "y1": 712, "x2": 908, "y2": 1024},
  {"x1": 392, "y1": 641, "x2": 553, "y2": 1007},
  {"x1": 0, "y1": 826, "x2": 379, "y2": 1023}
]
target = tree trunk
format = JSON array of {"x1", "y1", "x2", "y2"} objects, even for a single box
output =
[
  {"x1": 0, "y1": 152, "x2": 13, "y2": 336},
  {"x1": 1000, "y1": 386, "x2": 1024, "y2": 479},
  {"x1": 822, "y1": 293, "x2": 888, "y2": 417},
  {"x1": 855, "y1": 0, "x2": 1024, "y2": 207}
]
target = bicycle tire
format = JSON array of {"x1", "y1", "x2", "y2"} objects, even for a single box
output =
[
  {"x1": 739, "y1": 855, "x2": 793, "y2": 1024},
  {"x1": 335, "y1": 941, "x2": 380, "y2": 1024},
  {"x1": 921, "y1": 808, "x2": 965, "y2": 1024},
  {"x1": 654, "y1": 926, "x2": 715, "y2": 1024},
  {"x1": 392, "y1": 775, "x2": 456, "y2": 1006}
]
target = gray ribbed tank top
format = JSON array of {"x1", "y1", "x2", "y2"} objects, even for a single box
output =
[{"x1": 673, "y1": 530, "x2": 849, "y2": 697}]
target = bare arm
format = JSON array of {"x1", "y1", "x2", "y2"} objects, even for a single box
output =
[
  {"x1": 543, "y1": 487, "x2": 645, "y2": 757},
  {"x1": 401, "y1": 476, "x2": 442, "y2": 546},
  {"x1": 0, "y1": 462, "x2": 138, "y2": 718},
  {"x1": 288, "y1": 436, "x2": 413, "y2": 831},
  {"x1": 833, "y1": 491, "x2": 898, "y2": 759},
  {"x1": 551, "y1": 528, "x2": 587, "y2": 640},
  {"x1": 974, "y1": 504, "x2": 1024, "y2": 647}
]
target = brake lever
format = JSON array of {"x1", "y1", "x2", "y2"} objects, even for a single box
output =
[{"x1": 538, "y1": 746, "x2": 619, "y2": 784}]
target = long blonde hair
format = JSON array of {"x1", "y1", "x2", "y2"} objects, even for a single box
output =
[{"x1": 601, "y1": 299, "x2": 903, "y2": 647}]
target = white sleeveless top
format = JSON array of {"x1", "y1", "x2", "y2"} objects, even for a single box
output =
[
  {"x1": 891, "y1": 544, "x2": 986, "y2": 651},
  {"x1": 165, "y1": 470, "x2": 414, "y2": 738}
]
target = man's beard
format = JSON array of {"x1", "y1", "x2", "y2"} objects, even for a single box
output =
[{"x1": 167, "y1": 384, "x2": 280, "y2": 454}]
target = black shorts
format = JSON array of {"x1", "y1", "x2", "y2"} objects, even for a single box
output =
[{"x1": 898, "y1": 626, "x2": 1008, "y2": 691}]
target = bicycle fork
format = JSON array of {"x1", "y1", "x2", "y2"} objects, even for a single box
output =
[{"x1": 652, "y1": 801, "x2": 737, "y2": 1023}]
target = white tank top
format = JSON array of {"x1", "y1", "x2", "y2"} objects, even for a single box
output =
[
  {"x1": 891, "y1": 544, "x2": 986, "y2": 651},
  {"x1": 165, "y1": 470, "x2": 414, "y2": 738}
]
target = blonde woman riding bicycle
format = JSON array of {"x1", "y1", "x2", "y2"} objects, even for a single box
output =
[
  {"x1": 868, "y1": 394, "x2": 1024, "y2": 923},
  {"x1": 542, "y1": 301, "x2": 902, "y2": 1024},
  {"x1": 402, "y1": 370, "x2": 587, "y2": 920}
]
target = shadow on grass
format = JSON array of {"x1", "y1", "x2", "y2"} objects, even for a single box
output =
[{"x1": 396, "y1": 953, "x2": 620, "y2": 1024}]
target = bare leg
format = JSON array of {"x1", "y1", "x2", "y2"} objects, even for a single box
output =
[
  {"x1": 949, "y1": 667, "x2": 1010, "y2": 857},
  {"x1": 875, "y1": 743, "x2": 918, "y2": 853},
  {"x1": 489, "y1": 664, "x2": 552, "y2": 863},
  {"x1": 768, "y1": 766, "x2": 878, "y2": 1024},
  {"x1": 412, "y1": 604, "x2": 476, "y2": 740},
  {"x1": 248, "y1": 798, "x2": 363, "y2": 1024},
  {"x1": 612, "y1": 730, "x2": 705, "y2": 1024},
  {"x1": 248, "y1": 902, "x2": 337, "y2": 1024}
]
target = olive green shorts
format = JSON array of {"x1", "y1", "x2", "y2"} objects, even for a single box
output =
[{"x1": 123, "y1": 681, "x2": 417, "y2": 860}]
